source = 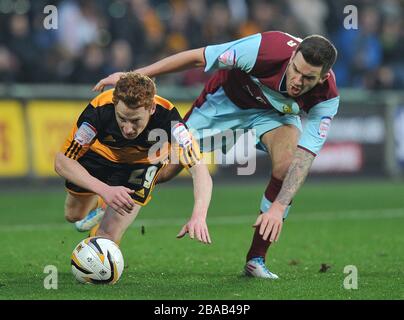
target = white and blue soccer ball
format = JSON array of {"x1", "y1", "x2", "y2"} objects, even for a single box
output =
[{"x1": 71, "y1": 237, "x2": 124, "y2": 284}]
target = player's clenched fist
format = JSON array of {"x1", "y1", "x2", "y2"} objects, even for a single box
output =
[
  {"x1": 100, "y1": 186, "x2": 135, "y2": 216},
  {"x1": 177, "y1": 216, "x2": 212, "y2": 244}
]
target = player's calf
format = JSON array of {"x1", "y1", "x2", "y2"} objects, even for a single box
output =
[{"x1": 96, "y1": 204, "x2": 141, "y2": 244}]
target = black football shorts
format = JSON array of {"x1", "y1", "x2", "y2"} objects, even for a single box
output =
[{"x1": 65, "y1": 150, "x2": 166, "y2": 206}]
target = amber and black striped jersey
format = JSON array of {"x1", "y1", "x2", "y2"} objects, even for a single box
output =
[{"x1": 62, "y1": 89, "x2": 201, "y2": 168}]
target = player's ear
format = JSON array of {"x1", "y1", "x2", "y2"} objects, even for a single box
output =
[{"x1": 319, "y1": 72, "x2": 330, "y2": 84}]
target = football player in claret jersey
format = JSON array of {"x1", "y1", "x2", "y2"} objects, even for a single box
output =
[
  {"x1": 55, "y1": 72, "x2": 212, "y2": 245},
  {"x1": 94, "y1": 31, "x2": 339, "y2": 278}
]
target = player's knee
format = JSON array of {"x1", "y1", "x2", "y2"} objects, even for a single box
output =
[
  {"x1": 156, "y1": 164, "x2": 183, "y2": 184},
  {"x1": 64, "y1": 207, "x2": 84, "y2": 223},
  {"x1": 64, "y1": 212, "x2": 80, "y2": 223}
]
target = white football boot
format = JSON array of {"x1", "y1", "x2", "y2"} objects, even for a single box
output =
[
  {"x1": 244, "y1": 257, "x2": 279, "y2": 279},
  {"x1": 75, "y1": 207, "x2": 105, "y2": 232}
]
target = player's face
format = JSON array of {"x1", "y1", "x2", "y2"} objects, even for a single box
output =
[
  {"x1": 115, "y1": 100, "x2": 156, "y2": 140},
  {"x1": 285, "y1": 51, "x2": 329, "y2": 97}
]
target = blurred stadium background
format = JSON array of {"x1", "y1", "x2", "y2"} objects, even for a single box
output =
[
  {"x1": 1, "y1": 0, "x2": 404, "y2": 300},
  {"x1": 1, "y1": 0, "x2": 404, "y2": 183}
]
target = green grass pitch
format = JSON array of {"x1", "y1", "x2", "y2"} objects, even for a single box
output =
[{"x1": 0, "y1": 181, "x2": 403, "y2": 300}]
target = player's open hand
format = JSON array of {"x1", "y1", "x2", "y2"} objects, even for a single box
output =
[
  {"x1": 177, "y1": 217, "x2": 211, "y2": 244},
  {"x1": 253, "y1": 207, "x2": 284, "y2": 243},
  {"x1": 101, "y1": 186, "x2": 135, "y2": 216},
  {"x1": 93, "y1": 72, "x2": 125, "y2": 92}
]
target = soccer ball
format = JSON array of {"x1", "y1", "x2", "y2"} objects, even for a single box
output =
[{"x1": 71, "y1": 237, "x2": 124, "y2": 284}]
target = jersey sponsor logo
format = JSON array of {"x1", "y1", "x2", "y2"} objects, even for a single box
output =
[
  {"x1": 218, "y1": 49, "x2": 236, "y2": 67},
  {"x1": 318, "y1": 117, "x2": 332, "y2": 138},
  {"x1": 172, "y1": 123, "x2": 192, "y2": 147},
  {"x1": 74, "y1": 122, "x2": 97, "y2": 145}
]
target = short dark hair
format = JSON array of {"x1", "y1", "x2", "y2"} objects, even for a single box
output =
[{"x1": 296, "y1": 35, "x2": 337, "y2": 75}]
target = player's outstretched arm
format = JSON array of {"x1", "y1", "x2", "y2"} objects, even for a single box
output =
[
  {"x1": 54, "y1": 152, "x2": 135, "y2": 216},
  {"x1": 177, "y1": 162, "x2": 213, "y2": 244},
  {"x1": 93, "y1": 48, "x2": 206, "y2": 92},
  {"x1": 254, "y1": 148, "x2": 315, "y2": 242}
]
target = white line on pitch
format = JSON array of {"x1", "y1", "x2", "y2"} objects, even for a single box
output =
[{"x1": 0, "y1": 208, "x2": 403, "y2": 232}]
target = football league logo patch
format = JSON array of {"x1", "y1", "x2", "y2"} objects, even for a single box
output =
[
  {"x1": 218, "y1": 50, "x2": 236, "y2": 67},
  {"x1": 318, "y1": 117, "x2": 332, "y2": 138},
  {"x1": 172, "y1": 123, "x2": 192, "y2": 147},
  {"x1": 74, "y1": 122, "x2": 97, "y2": 145}
]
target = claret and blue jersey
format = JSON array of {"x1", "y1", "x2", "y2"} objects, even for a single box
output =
[{"x1": 186, "y1": 31, "x2": 340, "y2": 156}]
